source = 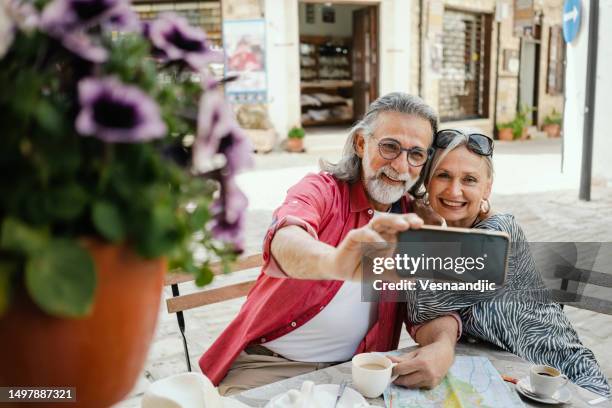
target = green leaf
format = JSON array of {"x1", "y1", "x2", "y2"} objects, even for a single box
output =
[
  {"x1": 189, "y1": 205, "x2": 209, "y2": 230},
  {"x1": 135, "y1": 201, "x2": 177, "y2": 258},
  {"x1": 195, "y1": 264, "x2": 214, "y2": 287},
  {"x1": 25, "y1": 239, "x2": 96, "y2": 318},
  {"x1": 92, "y1": 201, "x2": 125, "y2": 242},
  {"x1": 35, "y1": 100, "x2": 64, "y2": 136},
  {"x1": 0, "y1": 217, "x2": 49, "y2": 255},
  {"x1": 45, "y1": 183, "x2": 88, "y2": 221}
]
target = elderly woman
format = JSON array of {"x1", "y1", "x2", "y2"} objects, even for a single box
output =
[{"x1": 404, "y1": 129, "x2": 611, "y2": 397}]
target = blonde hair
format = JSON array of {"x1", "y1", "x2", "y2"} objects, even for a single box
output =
[{"x1": 412, "y1": 133, "x2": 493, "y2": 197}]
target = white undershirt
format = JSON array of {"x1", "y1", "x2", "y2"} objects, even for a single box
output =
[{"x1": 264, "y1": 281, "x2": 377, "y2": 362}]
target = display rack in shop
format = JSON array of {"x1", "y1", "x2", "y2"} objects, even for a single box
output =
[
  {"x1": 299, "y1": 36, "x2": 354, "y2": 126},
  {"x1": 132, "y1": 1, "x2": 222, "y2": 46}
]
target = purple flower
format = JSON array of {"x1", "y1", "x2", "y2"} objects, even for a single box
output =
[
  {"x1": 41, "y1": 0, "x2": 127, "y2": 34},
  {"x1": 0, "y1": 3, "x2": 15, "y2": 59},
  {"x1": 217, "y1": 127, "x2": 253, "y2": 174},
  {"x1": 193, "y1": 88, "x2": 253, "y2": 174},
  {"x1": 40, "y1": 0, "x2": 138, "y2": 62},
  {"x1": 62, "y1": 30, "x2": 108, "y2": 63},
  {"x1": 104, "y1": 3, "x2": 140, "y2": 32},
  {"x1": 76, "y1": 76, "x2": 167, "y2": 143},
  {"x1": 193, "y1": 83, "x2": 252, "y2": 252},
  {"x1": 210, "y1": 175, "x2": 248, "y2": 252},
  {"x1": 146, "y1": 13, "x2": 222, "y2": 70},
  {"x1": 1, "y1": 0, "x2": 41, "y2": 58},
  {"x1": 3, "y1": 0, "x2": 39, "y2": 32}
]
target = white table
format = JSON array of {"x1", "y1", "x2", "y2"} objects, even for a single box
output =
[{"x1": 233, "y1": 341, "x2": 611, "y2": 407}]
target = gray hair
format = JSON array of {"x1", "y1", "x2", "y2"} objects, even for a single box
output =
[{"x1": 319, "y1": 92, "x2": 438, "y2": 183}]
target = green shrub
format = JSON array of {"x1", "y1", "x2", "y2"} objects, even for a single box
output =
[
  {"x1": 543, "y1": 109, "x2": 563, "y2": 126},
  {"x1": 288, "y1": 126, "x2": 306, "y2": 139},
  {"x1": 497, "y1": 105, "x2": 534, "y2": 139}
]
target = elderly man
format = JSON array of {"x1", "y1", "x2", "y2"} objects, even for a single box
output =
[{"x1": 200, "y1": 93, "x2": 461, "y2": 395}]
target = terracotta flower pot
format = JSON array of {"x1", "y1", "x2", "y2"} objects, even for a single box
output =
[
  {"x1": 0, "y1": 240, "x2": 166, "y2": 408},
  {"x1": 543, "y1": 123, "x2": 561, "y2": 138},
  {"x1": 286, "y1": 137, "x2": 304, "y2": 153},
  {"x1": 497, "y1": 128, "x2": 514, "y2": 141},
  {"x1": 520, "y1": 127, "x2": 529, "y2": 140}
]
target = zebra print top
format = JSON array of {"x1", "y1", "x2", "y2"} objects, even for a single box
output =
[{"x1": 404, "y1": 213, "x2": 611, "y2": 397}]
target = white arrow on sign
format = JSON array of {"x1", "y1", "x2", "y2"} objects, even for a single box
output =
[{"x1": 564, "y1": 6, "x2": 578, "y2": 22}]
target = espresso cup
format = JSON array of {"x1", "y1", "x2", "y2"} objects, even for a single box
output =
[
  {"x1": 529, "y1": 365, "x2": 569, "y2": 398},
  {"x1": 352, "y1": 353, "x2": 399, "y2": 398}
]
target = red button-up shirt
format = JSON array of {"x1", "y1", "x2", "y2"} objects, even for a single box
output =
[{"x1": 199, "y1": 172, "x2": 458, "y2": 385}]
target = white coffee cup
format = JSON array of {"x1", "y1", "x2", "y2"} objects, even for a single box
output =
[
  {"x1": 352, "y1": 353, "x2": 399, "y2": 398},
  {"x1": 529, "y1": 365, "x2": 569, "y2": 398}
]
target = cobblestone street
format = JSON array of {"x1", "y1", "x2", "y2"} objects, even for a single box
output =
[{"x1": 116, "y1": 135, "x2": 612, "y2": 406}]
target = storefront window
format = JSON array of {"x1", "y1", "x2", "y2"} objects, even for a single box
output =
[{"x1": 131, "y1": 0, "x2": 223, "y2": 78}]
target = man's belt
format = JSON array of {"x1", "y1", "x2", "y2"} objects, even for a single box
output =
[{"x1": 244, "y1": 344, "x2": 284, "y2": 358}]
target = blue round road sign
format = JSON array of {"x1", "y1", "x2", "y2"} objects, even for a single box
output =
[{"x1": 563, "y1": 0, "x2": 582, "y2": 43}]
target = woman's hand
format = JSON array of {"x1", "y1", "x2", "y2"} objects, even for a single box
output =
[{"x1": 389, "y1": 339, "x2": 455, "y2": 389}]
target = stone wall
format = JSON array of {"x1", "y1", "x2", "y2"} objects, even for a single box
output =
[
  {"x1": 496, "y1": 6, "x2": 521, "y2": 124},
  {"x1": 415, "y1": 0, "x2": 564, "y2": 133},
  {"x1": 536, "y1": 0, "x2": 564, "y2": 127}
]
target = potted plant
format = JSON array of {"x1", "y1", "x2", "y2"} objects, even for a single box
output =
[
  {"x1": 496, "y1": 121, "x2": 514, "y2": 141},
  {"x1": 0, "y1": 2, "x2": 251, "y2": 407},
  {"x1": 286, "y1": 126, "x2": 306, "y2": 152},
  {"x1": 496, "y1": 106, "x2": 533, "y2": 141},
  {"x1": 542, "y1": 109, "x2": 562, "y2": 138},
  {"x1": 516, "y1": 105, "x2": 534, "y2": 140}
]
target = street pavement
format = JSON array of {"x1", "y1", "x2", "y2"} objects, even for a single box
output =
[{"x1": 115, "y1": 131, "x2": 612, "y2": 406}]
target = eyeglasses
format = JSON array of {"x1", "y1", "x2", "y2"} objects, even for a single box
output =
[
  {"x1": 377, "y1": 138, "x2": 430, "y2": 167},
  {"x1": 434, "y1": 129, "x2": 494, "y2": 157}
]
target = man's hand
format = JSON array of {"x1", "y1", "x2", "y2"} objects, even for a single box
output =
[
  {"x1": 322, "y1": 213, "x2": 424, "y2": 281},
  {"x1": 389, "y1": 339, "x2": 455, "y2": 389}
]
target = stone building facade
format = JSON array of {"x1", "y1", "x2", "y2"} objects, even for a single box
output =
[
  {"x1": 147, "y1": 0, "x2": 565, "y2": 140},
  {"x1": 413, "y1": 0, "x2": 565, "y2": 133}
]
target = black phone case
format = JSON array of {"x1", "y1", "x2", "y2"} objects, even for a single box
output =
[{"x1": 395, "y1": 226, "x2": 510, "y2": 285}]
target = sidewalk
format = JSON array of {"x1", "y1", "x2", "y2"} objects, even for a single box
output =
[{"x1": 116, "y1": 135, "x2": 612, "y2": 406}]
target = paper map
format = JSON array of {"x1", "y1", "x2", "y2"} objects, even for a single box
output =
[{"x1": 383, "y1": 356, "x2": 525, "y2": 408}]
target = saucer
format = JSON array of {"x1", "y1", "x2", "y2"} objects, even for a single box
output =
[
  {"x1": 265, "y1": 383, "x2": 367, "y2": 408},
  {"x1": 516, "y1": 378, "x2": 571, "y2": 405}
]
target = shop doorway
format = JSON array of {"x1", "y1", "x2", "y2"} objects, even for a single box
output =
[
  {"x1": 298, "y1": 2, "x2": 379, "y2": 127},
  {"x1": 518, "y1": 33, "x2": 541, "y2": 124}
]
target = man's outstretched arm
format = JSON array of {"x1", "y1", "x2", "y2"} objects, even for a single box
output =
[
  {"x1": 270, "y1": 213, "x2": 424, "y2": 281},
  {"x1": 270, "y1": 225, "x2": 336, "y2": 280}
]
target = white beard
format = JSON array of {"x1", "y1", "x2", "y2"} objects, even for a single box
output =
[{"x1": 363, "y1": 147, "x2": 417, "y2": 205}]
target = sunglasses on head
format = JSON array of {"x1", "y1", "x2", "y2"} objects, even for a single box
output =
[{"x1": 434, "y1": 129, "x2": 494, "y2": 157}]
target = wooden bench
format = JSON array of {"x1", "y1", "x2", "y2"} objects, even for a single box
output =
[{"x1": 164, "y1": 253, "x2": 263, "y2": 371}]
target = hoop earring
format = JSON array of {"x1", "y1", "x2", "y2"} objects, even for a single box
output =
[
  {"x1": 480, "y1": 198, "x2": 491, "y2": 215},
  {"x1": 423, "y1": 192, "x2": 430, "y2": 206}
]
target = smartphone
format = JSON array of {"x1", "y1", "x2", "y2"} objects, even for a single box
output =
[{"x1": 395, "y1": 225, "x2": 511, "y2": 285}]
